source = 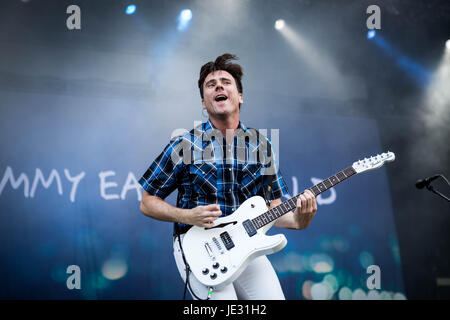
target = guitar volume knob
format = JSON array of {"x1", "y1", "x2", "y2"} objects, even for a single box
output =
[{"x1": 202, "y1": 268, "x2": 209, "y2": 275}]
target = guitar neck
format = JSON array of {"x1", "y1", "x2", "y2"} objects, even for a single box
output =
[{"x1": 251, "y1": 166, "x2": 357, "y2": 230}]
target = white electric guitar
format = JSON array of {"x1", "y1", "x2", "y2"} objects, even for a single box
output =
[{"x1": 182, "y1": 151, "x2": 395, "y2": 289}]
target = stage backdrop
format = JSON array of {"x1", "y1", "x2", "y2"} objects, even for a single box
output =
[{"x1": 0, "y1": 88, "x2": 405, "y2": 299}]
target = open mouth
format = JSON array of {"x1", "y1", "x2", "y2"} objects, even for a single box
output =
[{"x1": 215, "y1": 94, "x2": 228, "y2": 102}]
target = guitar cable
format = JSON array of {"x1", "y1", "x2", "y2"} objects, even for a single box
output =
[{"x1": 177, "y1": 234, "x2": 212, "y2": 300}]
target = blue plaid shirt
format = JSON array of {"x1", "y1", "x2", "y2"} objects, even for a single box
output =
[{"x1": 139, "y1": 120, "x2": 289, "y2": 234}]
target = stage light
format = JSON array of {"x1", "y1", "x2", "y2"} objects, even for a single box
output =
[
  {"x1": 125, "y1": 4, "x2": 136, "y2": 15},
  {"x1": 311, "y1": 282, "x2": 333, "y2": 300},
  {"x1": 420, "y1": 38, "x2": 450, "y2": 167},
  {"x1": 277, "y1": 24, "x2": 348, "y2": 95},
  {"x1": 368, "y1": 290, "x2": 381, "y2": 300},
  {"x1": 180, "y1": 9, "x2": 192, "y2": 21},
  {"x1": 310, "y1": 253, "x2": 334, "y2": 273},
  {"x1": 301, "y1": 280, "x2": 314, "y2": 300},
  {"x1": 323, "y1": 274, "x2": 339, "y2": 293},
  {"x1": 178, "y1": 9, "x2": 193, "y2": 31},
  {"x1": 352, "y1": 288, "x2": 367, "y2": 300},
  {"x1": 393, "y1": 292, "x2": 407, "y2": 300},
  {"x1": 338, "y1": 287, "x2": 352, "y2": 300},
  {"x1": 371, "y1": 35, "x2": 430, "y2": 85},
  {"x1": 367, "y1": 30, "x2": 376, "y2": 39},
  {"x1": 274, "y1": 19, "x2": 285, "y2": 30},
  {"x1": 358, "y1": 251, "x2": 374, "y2": 269},
  {"x1": 101, "y1": 258, "x2": 128, "y2": 280}
]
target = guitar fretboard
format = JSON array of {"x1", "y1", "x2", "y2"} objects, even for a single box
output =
[{"x1": 251, "y1": 166, "x2": 357, "y2": 230}]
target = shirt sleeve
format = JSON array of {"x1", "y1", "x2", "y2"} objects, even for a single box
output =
[
  {"x1": 138, "y1": 138, "x2": 184, "y2": 200},
  {"x1": 267, "y1": 168, "x2": 289, "y2": 200},
  {"x1": 259, "y1": 133, "x2": 290, "y2": 200}
]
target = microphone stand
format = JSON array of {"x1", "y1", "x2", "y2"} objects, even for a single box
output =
[
  {"x1": 426, "y1": 185, "x2": 450, "y2": 203},
  {"x1": 425, "y1": 175, "x2": 450, "y2": 203}
]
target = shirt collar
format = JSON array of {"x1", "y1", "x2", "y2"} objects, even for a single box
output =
[{"x1": 204, "y1": 118, "x2": 250, "y2": 134}]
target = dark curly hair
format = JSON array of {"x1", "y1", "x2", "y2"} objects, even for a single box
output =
[{"x1": 198, "y1": 53, "x2": 243, "y2": 102}]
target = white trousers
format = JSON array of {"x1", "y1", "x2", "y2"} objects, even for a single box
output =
[{"x1": 173, "y1": 235, "x2": 285, "y2": 300}]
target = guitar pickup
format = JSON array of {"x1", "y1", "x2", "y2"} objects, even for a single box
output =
[
  {"x1": 243, "y1": 219, "x2": 257, "y2": 237},
  {"x1": 220, "y1": 231, "x2": 235, "y2": 250}
]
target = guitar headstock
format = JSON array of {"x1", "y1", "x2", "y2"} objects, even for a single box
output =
[{"x1": 352, "y1": 151, "x2": 395, "y2": 174}]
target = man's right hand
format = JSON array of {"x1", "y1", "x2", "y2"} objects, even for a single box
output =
[{"x1": 185, "y1": 204, "x2": 222, "y2": 228}]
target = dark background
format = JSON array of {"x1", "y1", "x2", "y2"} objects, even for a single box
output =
[{"x1": 0, "y1": 0, "x2": 449, "y2": 299}]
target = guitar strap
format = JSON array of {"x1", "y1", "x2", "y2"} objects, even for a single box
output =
[{"x1": 263, "y1": 173, "x2": 274, "y2": 207}]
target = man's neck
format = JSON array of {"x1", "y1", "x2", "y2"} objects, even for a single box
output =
[{"x1": 208, "y1": 115, "x2": 240, "y2": 143}]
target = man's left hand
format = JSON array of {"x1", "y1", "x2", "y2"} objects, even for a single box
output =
[{"x1": 294, "y1": 189, "x2": 317, "y2": 230}]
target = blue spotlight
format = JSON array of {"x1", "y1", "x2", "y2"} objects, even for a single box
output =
[
  {"x1": 367, "y1": 30, "x2": 376, "y2": 39},
  {"x1": 178, "y1": 9, "x2": 193, "y2": 31},
  {"x1": 125, "y1": 4, "x2": 136, "y2": 15},
  {"x1": 371, "y1": 35, "x2": 431, "y2": 86}
]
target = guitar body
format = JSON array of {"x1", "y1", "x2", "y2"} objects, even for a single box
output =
[
  {"x1": 182, "y1": 196, "x2": 287, "y2": 289},
  {"x1": 181, "y1": 151, "x2": 395, "y2": 290}
]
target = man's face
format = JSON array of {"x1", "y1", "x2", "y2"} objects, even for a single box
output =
[{"x1": 202, "y1": 70, "x2": 243, "y2": 118}]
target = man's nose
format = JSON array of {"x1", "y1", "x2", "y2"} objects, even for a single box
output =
[{"x1": 215, "y1": 83, "x2": 224, "y2": 91}]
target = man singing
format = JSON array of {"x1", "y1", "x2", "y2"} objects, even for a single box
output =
[{"x1": 139, "y1": 53, "x2": 317, "y2": 300}]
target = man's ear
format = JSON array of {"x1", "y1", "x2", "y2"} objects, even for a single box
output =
[{"x1": 239, "y1": 93, "x2": 243, "y2": 104}]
